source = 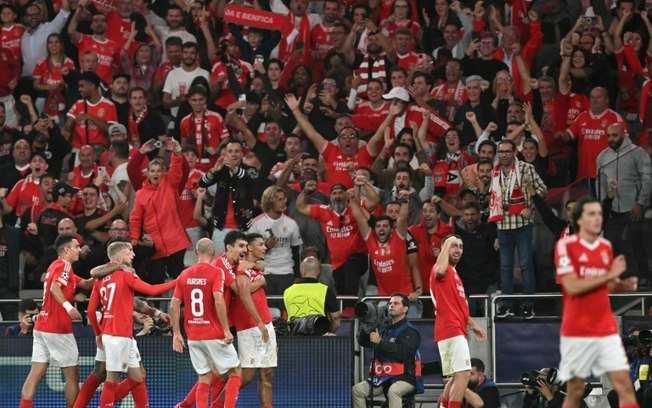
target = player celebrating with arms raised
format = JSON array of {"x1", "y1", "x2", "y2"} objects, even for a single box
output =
[
  {"x1": 555, "y1": 198, "x2": 639, "y2": 408},
  {"x1": 170, "y1": 238, "x2": 242, "y2": 408},
  {"x1": 20, "y1": 234, "x2": 95, "y2": 408},
  {"x1": 87, "y1": 241, "x2": 177, "y2": 408},
  {"x1": 430, "y1": 235, "x2": 486, "y2": 408}
]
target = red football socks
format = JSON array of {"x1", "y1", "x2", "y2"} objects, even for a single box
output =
[
  {"x1": 19, "y1": 400, "x2": 33, "y2": 408},
  {"x1": 196, "y1": 382, "x2": 210, "y2": 408},
  {"x1": 98, "y1": 380, "x2": 118, "y2": 407},
  {"x1": 74, "y1": 372, "x2": 103, "y2": 408},
  {"x1": 448, "y1": 400, "x2": 461, "y2": 408},
  {"x1": 223, "y1": 375, "x2": 241, "y2": 408}
]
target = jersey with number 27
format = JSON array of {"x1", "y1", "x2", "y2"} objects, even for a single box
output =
[
  {"x1": 92, "y1": 270, "x2": 139, "y2": 338},
  {"x1": 173, "y1": 263, "x2": 226, "y2": 341}
]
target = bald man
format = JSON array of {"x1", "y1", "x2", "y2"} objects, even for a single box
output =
[{"x1": 284, "y1": 256, "x2": 341, "y2": 333}]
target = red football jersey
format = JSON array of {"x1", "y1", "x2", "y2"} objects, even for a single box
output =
[
  {"x1": 178, "y1": 169, "x2": 204, "y2": 228},
  {"x1": 310, "y1": 23, "x2": 334, "y2": 60},
  {"x1": 33, "y1": 57, "x2": 76, "y2": 88},
  {"x1": 179, "y1": 111, "x2": 228, "y2": 158},
  {"x1": 397, "y1": 52, "x2": 418, "y2": 72},
  {"x1": 555, "y1": 235, "x2": 618, "y2": 337},
  {"x1": 211, "y1": 253, "x2": 238, "y2": 322},
  {"x1": 309, "y1": 205, "x2": 367, "y2": 270},
  {"x1": 0, "y1": 24, "x2": 25, "y2": 62},
  {"x1": 92, "y1": 270, "x2": 138, "y2": 337},
  {"x1": 6, "y1": 176, "x2": 42, "y2": 217},
  {"x1": 320, "y1": 142, "x2": 373, "y2": 189},
  {"x1": 67, "y1": 97, "x2": 118, "y2": 148},
  {"x1": 173, "y1": 263, "x2": 228, "y2": 340},
  {"x1": 365, "y1": 231, "x2": 413, "y2": 295},
  {"x1": 75, "y1": 35, "x2": 118, "y2": 85},
  {"x1": 35, "y1": 259, "x2": 82, "y2": 334},
  {"x1": 408, "y1": 220, "x2": 455, "y2": 293},
  {"x1": 566, "y1": 109, "x2": 626, "y2": 179},
  {"x1": 430, "y1": 265, "x2": 469, "y2": 342},
  {"x1": 230, "y1": 267, "x2": 272, "y2": 331}
]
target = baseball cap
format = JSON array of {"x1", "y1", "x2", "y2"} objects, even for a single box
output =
[
  {"x1": 330, "y1": 183, "x2": 347, "y2": 193},
  {"x1": 52, "y1": 182, "x2": 79, "y2": 201},
  {"x1": 109, "y1": 123, "x2": 127, "y2": 135},
  {"x1": 382, "y1": 87, "x2": 410, "y2": 102}
]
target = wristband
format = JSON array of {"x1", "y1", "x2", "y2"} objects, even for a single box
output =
[{"x1": 63, "y1": 301, "x2": 74, "y2": 312}]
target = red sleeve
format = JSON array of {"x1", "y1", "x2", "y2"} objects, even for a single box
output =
[
  {"x1": 130, "y1": 274, "x2": 178, "y2": 295},
  {"x1": 87, "y1": 282, "x2": 101, "y2": 336},
  {"x1": 128, "y1": 196, "x2": 143, "y2": 240},
  {"x1": 567, "y1": 114, "x2": 579, "y2": 138},
  {"x1": 179, "y1": 154, "x2": 190, "y2": 195},
  {"x1": 172, "y1": 280, "x2": 183, "y2": 300},
  {"x1": 623, "y1": 45, "x2": 645, "y2": 76},
  {"x1": 212, "y1": 269, "x2": 224, "y2": 293},
  {"x1": 308, "y1": 205, "x2": 325, "y2": 222},
  {"x1": 522, "y1": 21, "x2": 543, "y2": 68},
  {"x1": 126, "y1": 150, "x2": 146, "y2": 191},
  {"x1": 350, "y1": 113, "x2": 385, "y2": 132},
  {"x1": 165, "y1": 152, "x2": 184, "y2": 190}
]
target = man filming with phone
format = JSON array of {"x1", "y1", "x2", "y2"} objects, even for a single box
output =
[{"x1": 351, "y1": 293, "x2": 423, "y2": 408}]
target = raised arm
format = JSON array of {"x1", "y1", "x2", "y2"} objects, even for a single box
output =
[
  {"x1": 285, "y1": 94, "x2": 328, "y2": 152},
  {"x1": 295, "y1": 180, "x2": 316, "y2": 216},
  {"x1": 433, "y1": 236, "x2": 455, "y2": 278},
  {"x1": 348, "y1": 188, "x2": 370, "y2": 239},
  {"x1": 524, "y1": 102, "x2": 547, "y2": 157},
  {"x1": 366, "y1": 102, "x2": 402, "y2": 156}
]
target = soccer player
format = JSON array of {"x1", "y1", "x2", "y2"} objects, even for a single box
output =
[
  {"x1": 74, "y1": 259, "x2": 171, "y2": 408},
  {"x1": 20, "y1": 234, "x2": 95, "y2": 408},
  {"x1": 229, "y1": 233, "x2": 276, "y2": 408},
  {"x1": 87, "y1": 241, "x2": 177, "y2": 408},
  {"x1": 430, "y1": 235, "x2": 487, "y2": 408},
  {"x1": 171, "y1": 238, "x2": 242, "y2": 408},
  {"x1": 554, "y1": 198, "x2": 638, "y2": 408}
]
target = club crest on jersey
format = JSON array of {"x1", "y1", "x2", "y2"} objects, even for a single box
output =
[
  {"x1": 98, "y1": 108, "x2": 105, "y2": 117},
  {"x1": 601, "y1": 251, "x2": 609, "y2": 265}
]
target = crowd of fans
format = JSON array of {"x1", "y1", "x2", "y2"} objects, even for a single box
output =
[{"x1": 0, "y1": 0, "x2": 651, "y2": 321}]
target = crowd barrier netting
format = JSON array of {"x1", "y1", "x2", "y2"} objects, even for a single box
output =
[{"x1": 0, "y1": 335, "x2": 353, "y2": 407}]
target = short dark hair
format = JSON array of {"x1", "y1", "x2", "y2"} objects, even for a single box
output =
[
  {"x1": 129, "y1": 86, "x2": 147, "y2": 99},
  {"x1": 224, "y1": 230, "x2": 247, "y2": 249},
  {"x1": 477, "y1": 140, "x2": 497, "y2": 155},
  {"x1": 394, "y1": 142, "x2": 414, "y2": 158},
  {"x1": 390, "y1": 292, "x2": 410, "y2": 309},
  {"x1": 373, "y1": 215, "x2": 394, "y2": 228},
  {"x1": 182, "y1": 41, "x2": 198, "y2": 51},
  {"x1": 55, "y1": 234, "x2": 77, "y2": 253},
  {"x1": 476, "y1": 158, "x2": 494, "y2": 169},
  {"x1": 187, "y1": 85, "x2": 208, "y2": 98},
  {"x1": 497, "y1": 139, "x2": 516, "y2": 152},
  {"x1": 18, "y1": 299, "x2": 39, "y2": 314},
  {"x1": 462, "y1": 200, "x2": 482, "y2": 213},
  {"x1": 165, "y1": 36, "x2": 183, "y2": 47},
  {"x1": 112, "y1": 73, "x2": 131, "y2": 83},
  {"x1": 570, "y1": 197, "x2": 601, "y2": 232},
  {"x1": 79, "y1": 71, "x2": 101, "y2": 88},
  {"x1": 395, "y1": 165, "x2": 413, "y2": 181},
  {"x1": 110, "y1": 140, "x2": 130, "y2": 159},
  {"x1": 83, "y1": 183, "x2": 100, "y2": 195},
  {"x1": 247, "y1": 232, "x2": 264, "y2": 244},
  {"x1": 471, "y1": 358, "x2": 485, "y2": 372}
]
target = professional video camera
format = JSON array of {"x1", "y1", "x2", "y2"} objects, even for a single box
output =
[
  {"x1": 289, "y1": 315, "x2": 331, "y2": 336},
  {"x1": 355, "y1": 301, "x2": 389, "y2": 334},
  {"x1": 521, "y1": 368, "x2": 561, "y2": 387},
  {"x1": 622, "y1": 329, "x2": 652, "y2": 349}
]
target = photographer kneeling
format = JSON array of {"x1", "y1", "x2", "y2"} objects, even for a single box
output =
[
  {"x1": 522, "y1": 368, "x2": 588, "y2": 408},
  {"x1": 352, "y1": 293, "x2": 423, "y2": 408},
  {"x1": 608, "y1": 325, "x2": 652, "y2": 407}
]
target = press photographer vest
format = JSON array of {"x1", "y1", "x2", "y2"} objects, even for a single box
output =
[
  {"x1": 283, "y1": 282, "x2": 328, "y2": 320},
  {"x1": 368, "y1": 321, "x2": 424, "y2": 394}
]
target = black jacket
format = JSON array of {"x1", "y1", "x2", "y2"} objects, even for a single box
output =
[{"x1": 198, "y1": 165, "x2": 260, "y2": 231}]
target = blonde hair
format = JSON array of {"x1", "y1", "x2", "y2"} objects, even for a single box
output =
[
  {"x1": 260, "y1": 186, "x2": 286, "y2": 214},
  {"x1": 107, "y1": 241, "x2": 132, "y2": 261}
]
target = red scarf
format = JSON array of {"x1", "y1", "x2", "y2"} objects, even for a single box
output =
[
  {"x1": 280, "y1": 12, "x2": 311, "y2": 61},
  {"x1": 189, "y1": 111, "x2": 209, "y2": 159},
  {"x1": 128, "y1": 108, "x2": 147, "y2": 144},
  {"x1": 488, "y1": 160, "x2": 527, "y2": 223}
]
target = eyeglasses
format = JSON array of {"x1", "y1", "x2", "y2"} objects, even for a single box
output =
[{"x1": 339, "y1": 133, "x2": 357, "y2": 139}]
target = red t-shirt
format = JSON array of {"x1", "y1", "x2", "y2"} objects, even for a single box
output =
[
  {"x1": 210, "y1": 59, "x2": 254, "y2": 109},
  {"x1": 408, "y1": 220, "x2": 455, "y2": 293},
  {"x1": 92, "y1": 270, "x2": 139, "y2": 337},
  {"x1": 430, "y1": 265, "x2": 469, "y2": 342},
  {"x1": 397, "y1": 52, "x2": 418, "y2": 72},
  {"x1": 353, "y1": 101, "x2": 390, "y2": 118},
  {"x1": 179, "y1": 169, "x2": 204, "y2": 228},
  {"x1": 0, "y1": 24, "x2": 25, "y2": 62},
  {"x1": 566, "y1": 109, "x2": 626, "y2": 179},
  {"x1": 365, "y1": 230, "x2": 412, "y2": 296},
  {"x1": 230, "y1": 267, "x2": 272, "y2": 331},
  {"x1": 67, "y1": 97, "x2": 118, "y2": 148},
  {"x1": 555, "y1": 235, "x2": 618, "y2": 337},
  {"x1": 6, "y1": 176, "x2": 42, "y2": 217},
  {"x1": 106, "y1": 12, "x2": 132, "y2": 50},
  {"x1": 320, "y1": 142, "x2": 373, "y2": 189},
  {"x1": 33, "y1": 57, "x2": 76, "y2": 87},
  {"x1": 173, "y1": 262, "x2": 227, "y2": 340},
  {"x1": 35, "y1": 259, "x2": 82, "y2": 334},
  {"x1": 74, "y1": 35, "x2": 118, "y2": 85},
  {"x1": 179, "y1": 111, "x2": 228, "y2": 159},
  {"x1": 311, "y1": 23, "x2": 334, "y2": 60},
  {"x1": 309, "y1": 205, "x2": 367, "y2": 270}
]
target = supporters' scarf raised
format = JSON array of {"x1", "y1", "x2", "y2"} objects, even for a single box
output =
[
  {"x1": 488, "y1": 158, "x2": 527, "y2": 223},
  {"x1": 128, "y1": 108, "x2": 147, "y2": 144},
  {"x1": 189, "y1": 111, "x2": 209, "y2": 159},
  {"x1": 223, "y1": 5, "x2": 298, "y2": 42}
]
